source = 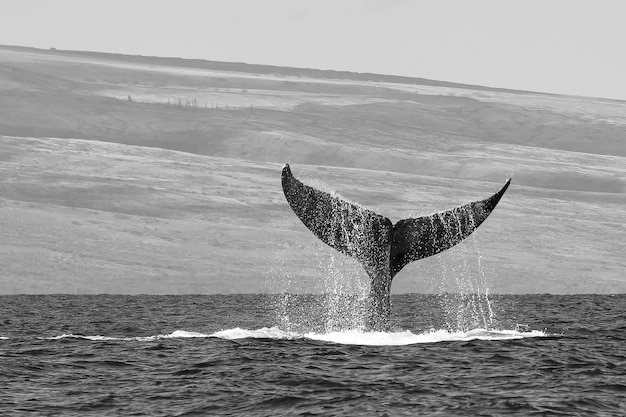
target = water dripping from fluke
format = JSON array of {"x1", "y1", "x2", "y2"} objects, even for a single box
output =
[{"x1": 279, "y1": 164, "x2": 511, "y2": 332}]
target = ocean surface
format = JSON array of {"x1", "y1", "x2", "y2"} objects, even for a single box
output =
[{"x1": 1, "y1": 293, "x2": 625, "y2": 416}]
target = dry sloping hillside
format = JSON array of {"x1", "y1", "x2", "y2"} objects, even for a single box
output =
[{"x1": 0, "y1": 45, "x2": 624, "y2": 294}]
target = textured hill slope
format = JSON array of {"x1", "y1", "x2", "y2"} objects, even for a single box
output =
[{"x1": 0, "y1": 46, "x2": 624, "y2": 294}]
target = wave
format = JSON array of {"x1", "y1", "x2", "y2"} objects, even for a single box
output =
[{"x1": 34, "y1": 327, "x2": 546, "y2": 345}]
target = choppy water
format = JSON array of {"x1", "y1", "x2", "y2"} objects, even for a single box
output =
[{"x1": 1, "y1": 294, "x2": 625, "y2": 416}]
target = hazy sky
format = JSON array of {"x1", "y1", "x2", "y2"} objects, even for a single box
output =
[{"x1": 1, "y1": 0, "x2": 625, "y2": 100}]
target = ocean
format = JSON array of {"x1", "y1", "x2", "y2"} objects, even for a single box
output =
[{"x1": 1, "y1": 294, "x2": 625, "y2": 416}]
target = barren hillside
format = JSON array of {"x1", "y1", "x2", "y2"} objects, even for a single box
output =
[{"x1": 0, "y1": 45, "x2": 624, "y2": 294}]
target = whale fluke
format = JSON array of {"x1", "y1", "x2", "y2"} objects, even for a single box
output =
[
  {"x1": 389, "y1": 178, "x2": 510, "y2": 277},
  {"x1": 281, "y1": 164, "x2": 510, "y2": 330}
]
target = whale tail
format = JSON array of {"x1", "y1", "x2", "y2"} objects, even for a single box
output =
[{"x1": 281, "y1": 164, "x2": 510, "y2": 328}]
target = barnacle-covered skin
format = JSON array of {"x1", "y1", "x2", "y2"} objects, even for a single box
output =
[{"x1": 281, "y1": 164, "x2": 510, "y2": 331}]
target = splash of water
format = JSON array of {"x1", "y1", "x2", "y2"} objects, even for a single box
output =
[
  {"x1": 427, "y1": 206, "x2": 496, "y2": 331},
  {"x1": 318, "y1": 254, "x2": 369, "y2": 332},
  {"x1": 269, "y1": 188, "x2": 373, "y2": 332},
  {"x1": 270, "y1": 250, "x2": 370, "y2": 333}
]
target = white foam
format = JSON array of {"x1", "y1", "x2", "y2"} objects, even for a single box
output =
[
  {"x1": 210, "y1": 326, "x2": 300, "y2": 340},
  {"x1": 43, "y1": 330, "x2": 211, "y2": 342},
  {"x1": 44, "y1": 333, "x2": 116, "y2": 341},
  {"x1": 156, "y1": 330, "x2": 210, "y2": 339},
  {"x1": 39, "y1": 328, "x2": 546, "y2": 345},
  {"x1": 308, "y1": 328, "x2": 546, "y2": 345},
  {"x1": 211, "y1": 327, "x2": 546, "y2": 346}
]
